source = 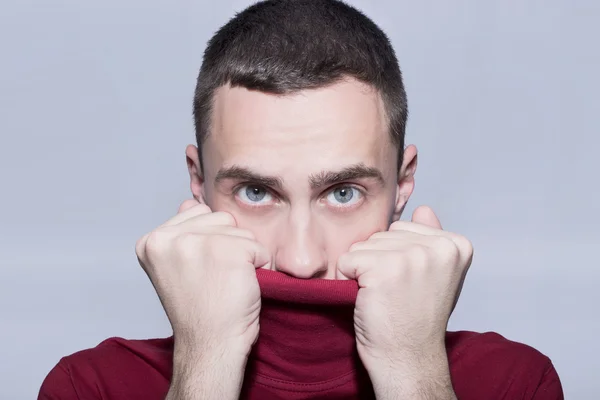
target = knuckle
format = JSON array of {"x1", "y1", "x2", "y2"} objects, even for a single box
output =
[
  {"x1": 144, "y1": 230, "x2": 170, "y2": 257},
  {"x1": 202, "y1": 235, "x2": 224, "y2": 255},
  {"x1": 435, "y1": 235, "x2": 459, "y2": 254},
  {"x1": 432, "y1": 236, "x2": 468, "y2": 275},
  {"x1": 382, "y1": 253, "x2": 408, "y2": 279},
  {"x1": 173, "y1": 231, "x2": 199, "y2": 251},
  {"x1": 455, "y1": 234, "x2": 474, "y2": 256},
  {"x1": 202, "y1": 233, "x2": 242, "y2": 258},
  {"x1": 174, "y1": 232, "x2": 211, "y2": 262},
  {"x1": 135, "y1": 234, "x2": 149, "y2": 258},
  {"x1": 442, "y1": 233, "x2": 474, "y2": 264},
  {"x1": 409, "y1": 243, "x2": 431, "y2": 264}
]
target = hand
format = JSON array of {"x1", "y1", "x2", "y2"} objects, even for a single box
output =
[
  {"x1": 135, "y1": 199, "x2": 272, "y2": 359},
  {"x1": 336, "y1": 205, "x2": 472, "y2": 398}
]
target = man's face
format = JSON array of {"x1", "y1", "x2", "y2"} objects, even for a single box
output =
[{"x1": 187, "y1": 78, "x2": 416, "y2": 279}]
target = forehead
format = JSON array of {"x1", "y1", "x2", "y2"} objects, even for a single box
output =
[{"x1": 205, "y1": 79, "x2": 395, "y2": 175}]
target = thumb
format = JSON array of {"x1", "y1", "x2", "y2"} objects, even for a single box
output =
[
  {"x1": 250, "y1": 241, "x2": 273, "y2": 270},
  {"x1": 411, "y1": 205, "x2": 443, "y2": 230}
]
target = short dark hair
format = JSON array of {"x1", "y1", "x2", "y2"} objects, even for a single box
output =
[{"x1": 193, "y1": 0, "x2": 408, "y2": 171}]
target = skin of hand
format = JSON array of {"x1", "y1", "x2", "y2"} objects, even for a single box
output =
[
  {"x1": 336, "y1": 205, "x2": 473, "y2": 398},
  {"x1": 135, "y1": 199, "x2": 272, "y2": 399}
]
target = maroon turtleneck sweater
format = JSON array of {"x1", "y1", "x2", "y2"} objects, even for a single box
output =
[{"x1": 38, "y1": 269, "x2": 563, "y2": 399}]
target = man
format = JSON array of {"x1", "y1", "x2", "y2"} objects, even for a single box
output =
[{"x1": 39, "y1": 0, "x2": 563, "y2": 399}]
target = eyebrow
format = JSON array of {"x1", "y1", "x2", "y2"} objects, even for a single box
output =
[
  {"x1": 308, "y1": 163, "x2": 385, "y2": 189},
  {"x1": 215, "y1": 165, "x2": 285, "y2": 191},
  {"x1": 214, "y1": 163, "x2": 385, "y2": 191}
]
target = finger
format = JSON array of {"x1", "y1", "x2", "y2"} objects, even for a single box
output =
[
  {"x1": 377, "y1": 225, "x2": 472, "y2": 267},
  {"x1": 335, "y1": 251, "x2": 356, "y2": 281},
  {"x1": 411, "y1": 205, "x2": 442, "y2": 229},
  {"x1": 160, "y1": 202, "x2": 212, "y2": 227},
  {"x1": 387, "y1": 209, "x2": 456, "y2": 244},
  {"x1": 137, "y1": 201, "x2": 210, "y2": 259},
  {"x1": 209, "y1": 226, "x2": 256, "y2": 240},
  {"x1": 160, "y1": 224, "x2": 256, "y2": 240},
  {"x1": 379, "y1": 221, "x2": 441, "y2": 236},
  {"x1": 349, "y1": 237, "x2": 414, "y2": 252},
  {"x1": 245, "y1": 239, "x2": 272, "y2": 270},
  {"x1": 176, "y1": 210, "x2": 237, "y2": 228},
  {"x1": 178, "y1": 199, "x2": 202, "y2": 214},
  {"x1": 336, "y1": 250, "x2": 376, "y2": 285}
]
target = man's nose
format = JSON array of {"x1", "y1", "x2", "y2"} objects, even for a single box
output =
[{"x1": 274, "y1": 217, "x2": 328, "y2": 279}]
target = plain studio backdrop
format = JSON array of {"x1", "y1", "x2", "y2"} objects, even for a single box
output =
[{"x1": 1, "y1": 0, "x2": 598, "y2": 399}]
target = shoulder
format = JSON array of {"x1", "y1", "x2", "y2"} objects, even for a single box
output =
[
  {"x1": 66, "y1": 336, "x2": 173, "y2": 367},
  {"x1": 57, "y1": 336, "x2": 174, "y2": 378},
  {"x1": 38, "y1": 336, "x2": 174, "y2": 400},
  {"x1": 446, "y1": 330, "x2": 548, "y2": 364},
  {"x1": 445, "y1": 331, "x2": 563, "y2": 400}
]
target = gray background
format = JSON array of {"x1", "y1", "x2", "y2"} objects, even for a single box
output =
[{"x1": 1, "y1": 0, "x2": 598, "y2": 398}]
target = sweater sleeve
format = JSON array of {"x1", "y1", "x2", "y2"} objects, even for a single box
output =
[
  {"x1": 531, "y1": 361, "x2": 564, "y2": 400},
  {"x1": 38, "y1": 360, "x2": 80, "y2": 400}
]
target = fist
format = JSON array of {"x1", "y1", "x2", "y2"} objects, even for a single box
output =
[
  {"x1": 135, "y1": 199, "x2": 272, "y2": 357},
  {"x1": 336, "y1": 206, "x2": 473, "y2": 377}
]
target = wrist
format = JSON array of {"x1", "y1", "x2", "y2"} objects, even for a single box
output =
[
  {"x1": 169, "y1": 338, "x2": 249, "y2": 400},
  {"x1": 173, "y1": 330, "x2": 253, "y2": 361},
  {"x1": 172, "y1": 336, "x2": 249, "y2": 370},
  {"x1": 372, "y1": 373, "x2": 456, "y2": 400},
  {"x1": 366, "y1": 349, "x2": 455, "y2": 400}
]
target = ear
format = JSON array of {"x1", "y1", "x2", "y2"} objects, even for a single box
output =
[
  {"x1": 185, "y1": 144, "x2": 207, "y2": 204},
  {"x1": 392, "y1": 144, "x2": 417, "y2": 221}
]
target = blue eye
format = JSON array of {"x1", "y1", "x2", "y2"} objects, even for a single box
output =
[
  {"x1": 236, "y1": 185, "x2": 273, "y2": 205},
  {"x1": 326, "y1": 186, "x2": 362, "y2": 206}
]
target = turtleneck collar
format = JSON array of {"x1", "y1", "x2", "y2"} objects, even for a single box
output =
[{"x1": 247, "y1": 268, "x2": 366, "y2": 384}]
